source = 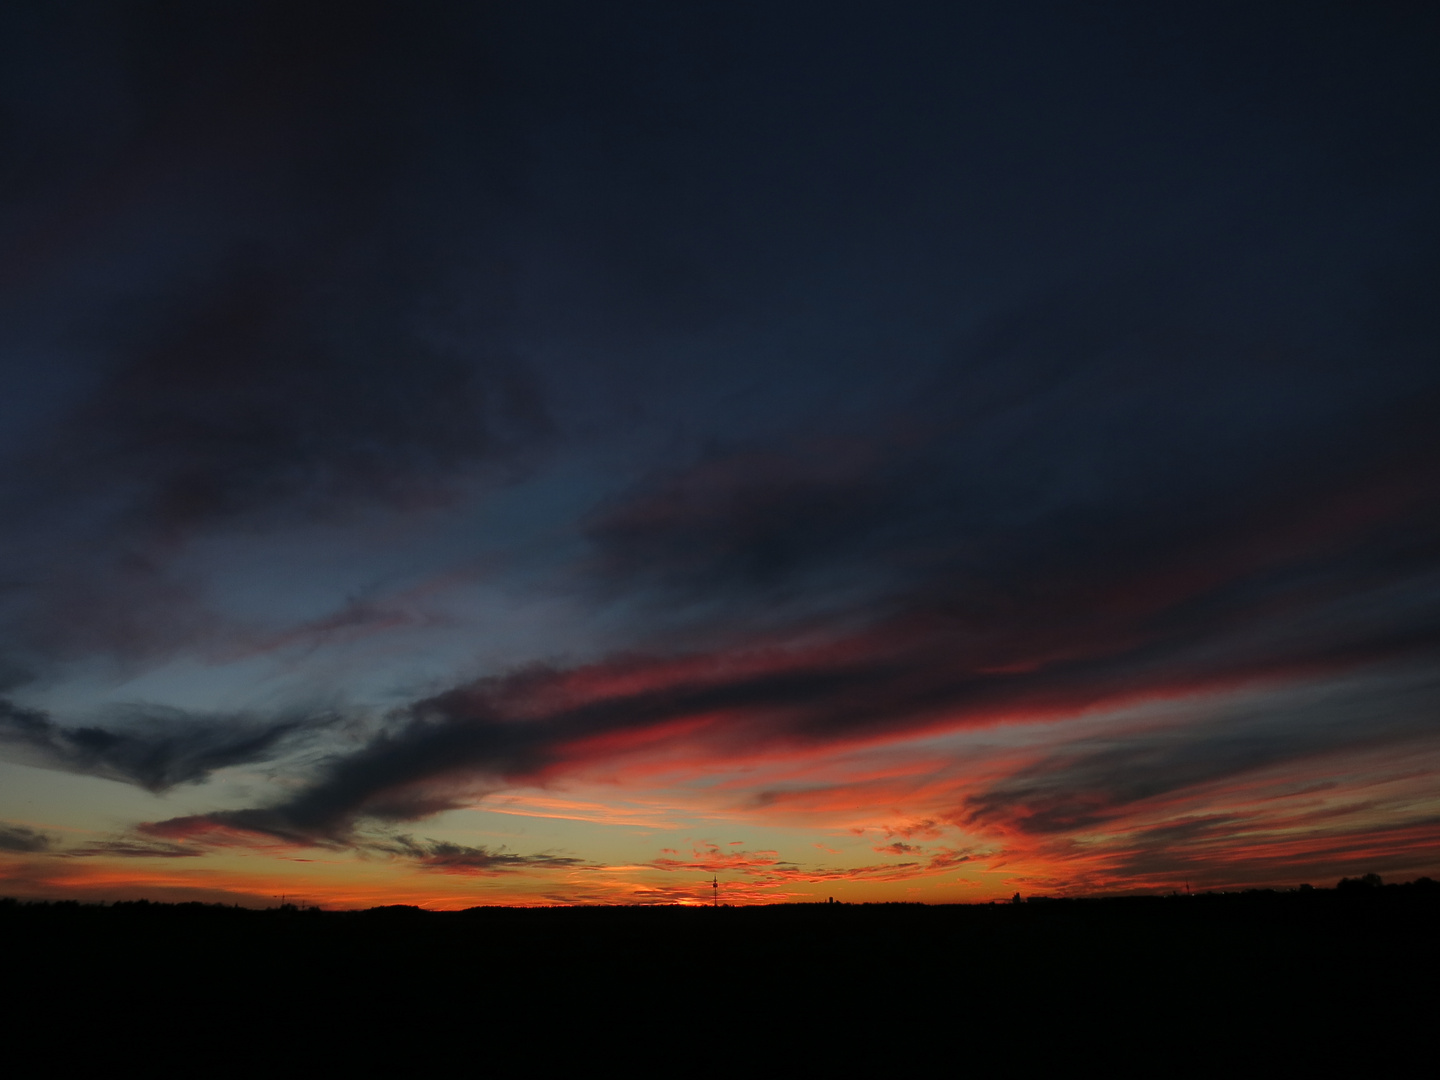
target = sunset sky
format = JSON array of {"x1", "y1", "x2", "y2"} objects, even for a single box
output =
[{"x1": 2, "y1": 2, "x2": 1438, "y2": 907}]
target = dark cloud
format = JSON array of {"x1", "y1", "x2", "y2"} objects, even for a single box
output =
[
  {"x1": 0, "y1": 257, "x2": 545, "y2": 668},
  {"x1": 0, "y1": 3, "x2": 550, "y2": 670},
  {"x1": 570, "y1": 264, "x2": 1440, "y2": 785},
  {"x1": 63, "y1": 262, "x2": 545, "y2": 538},
  {"x1": 0, "y1": 822, "x2": 52, "y2": 854},
  {"x1": 376, "y1": 835, "x2": 585, "y2": 876},
  {"x1": 145, "y1": 599, "x2": 1440, "y2": 847},
  {"x1": 926, "y1": 849, "x2": 975, "y2": 871},
  {"x1": 959, "y1": 670, "x2": 1440, "y2": 837},
  {"x1": 585, "y1": 255, "x2": 1440, "y2": 626},
  {"x1": 0, "y1": 698, "x2": 316, "y2": 792},
  {"x1": 876, "y1": 842, "x2": 920, "y2": 856},
  {"x1": 1095, "y1": 816, "x2": 1440, "y2": 888},
  {"x1": 1, "y1": 2, "x2": 1438, "y2": 889},
  {"x1": 583, "y1": 437, "x2": 926, "y2": 607},
  {"x1": 2, "y1": 2, "x2": 1435, "y2": 670},
  {"x1": 886, "y1": 821, "x2": 944, "y2": 841}
]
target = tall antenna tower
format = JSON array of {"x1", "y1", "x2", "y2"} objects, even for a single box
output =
[{"x1": 712, "y1": 874, "x2": 718, "y2": 908}]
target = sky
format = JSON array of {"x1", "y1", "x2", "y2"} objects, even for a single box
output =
[{"x1": 1, "y1": 1, "x2": 1438, "y2": 907}]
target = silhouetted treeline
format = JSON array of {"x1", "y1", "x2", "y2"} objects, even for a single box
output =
[
  {"x1": 4, "y1": 881, "x2": 1434, "y2": 1067},
  {"x1": 3, "y1": 873, "x2": 1437, "y2": 921}
]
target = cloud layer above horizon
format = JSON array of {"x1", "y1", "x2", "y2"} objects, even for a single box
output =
[{"x1": 2, "y1": 2, "x2": 1438, "y2": 906}]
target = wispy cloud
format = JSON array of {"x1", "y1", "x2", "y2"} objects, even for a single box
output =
[
  {"x1": 67, "y1": 838, "x2": 204, "y2": 859},
  {"x1": 373, "y1": 835, "x2": 587, "y2": 876},
  {"x1": 0, "y1": 698, "x2": 322, "y2": 792}
]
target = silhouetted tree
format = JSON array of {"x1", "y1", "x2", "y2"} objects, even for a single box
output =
[{"x1": 1336, "y1": 873, "x2": 1383, "y2": 890}]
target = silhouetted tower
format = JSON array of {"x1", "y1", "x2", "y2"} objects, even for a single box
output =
[{"x1": 712, "y1": 874, "x2": 718, "y2": 908}]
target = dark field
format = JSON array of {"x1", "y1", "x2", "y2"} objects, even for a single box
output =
[{"x1": 4, "y1": 883, "x2": 1435, "y2": 1066}]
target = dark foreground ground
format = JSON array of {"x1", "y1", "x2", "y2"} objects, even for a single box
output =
[{"x1": 4, "y1": 883, "x2": 1435, "y2": 1067}]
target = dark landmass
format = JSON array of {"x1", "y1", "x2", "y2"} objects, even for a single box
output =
[{"x1": 3, "y1": 880, "x2": 1435, "y2": 1063}]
